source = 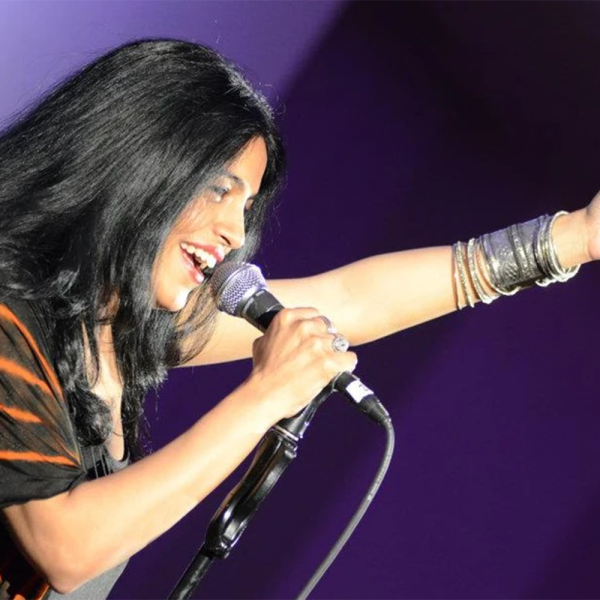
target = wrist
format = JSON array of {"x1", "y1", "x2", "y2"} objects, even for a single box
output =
[
  {"x1": 234, "y1": 372, "x2": 289, "y2": 432},
  {"x1": 552, "y1": 208, "x2": 592, "y2": 268}
]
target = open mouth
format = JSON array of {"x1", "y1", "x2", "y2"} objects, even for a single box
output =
[{"x1": 181, "y1": 243, "x2": 217, "y2": 279}]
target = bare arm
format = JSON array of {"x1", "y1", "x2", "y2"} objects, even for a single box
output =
[
  {"x1": 4, "y1": 380, "x2": 274, "y2": 593},
  {"x1": 2, "y1": 309, "x2": 357, "y2": 593},
  {"x1": 191, "y1": 206, "x2": 595, "y2": 366}
]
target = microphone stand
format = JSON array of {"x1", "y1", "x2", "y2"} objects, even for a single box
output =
[{"x1": 168, "y1": 385, "x2": 333, "y2": 600}]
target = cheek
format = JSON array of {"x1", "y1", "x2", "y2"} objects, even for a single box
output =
[
  {"x1": 151, "y1": 243, "x2": 175, "y2": 288},
  {"x1": 178, "y1": 198, "x2": 211, "y2": 229}
]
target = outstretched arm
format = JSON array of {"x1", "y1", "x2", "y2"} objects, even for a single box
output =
[{"x1": 191, "y1": 201, "x2": 597, "y2": 366}]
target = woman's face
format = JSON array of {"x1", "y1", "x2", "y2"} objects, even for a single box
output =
[{"x1": 152, "y1": 137, "x2": 268, "y2": 311}]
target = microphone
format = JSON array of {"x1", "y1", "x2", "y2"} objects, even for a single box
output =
[{"x1": 210, "y1": 262, "x2": 390, "y2": 435}]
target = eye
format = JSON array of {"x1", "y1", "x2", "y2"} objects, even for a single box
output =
[{"x1": 208, "y1": 186, "x2": 231, "y2": 202}]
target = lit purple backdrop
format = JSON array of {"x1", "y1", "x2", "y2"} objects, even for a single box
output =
[{"x1": 1, "y1": 2, "x2": 600, "y2": 599}]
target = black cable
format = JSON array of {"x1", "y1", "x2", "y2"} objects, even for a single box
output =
[{"x1": 295, "y1": 417, "x2": 395, "y2": 600}]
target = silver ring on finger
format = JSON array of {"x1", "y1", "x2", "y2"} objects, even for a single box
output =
[
  {"x1": 319, "y1": 315, "x2": 337, "y2": 334},
  {"x1": 331, "y1": 333, "x2": 349, "y2": 353}
]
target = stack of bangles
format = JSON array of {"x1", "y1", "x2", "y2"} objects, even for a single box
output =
[{"x1": 452, "y1": 211, "x2": 581, "y2": 310}]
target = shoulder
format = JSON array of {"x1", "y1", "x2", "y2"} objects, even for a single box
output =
[
  {"x1": 0, "y1": 298, "x2": 53, "y2": 356},
  {"x1": 0, "y1": 298, "x2": 85, "y2": 509},
  {"x1": 0, "y1": 299, "x2": 61, "y2": 398}
]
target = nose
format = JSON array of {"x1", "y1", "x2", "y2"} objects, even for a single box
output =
[{"x1": 213, "y1": 199, "x2": 246, "y2": 250}]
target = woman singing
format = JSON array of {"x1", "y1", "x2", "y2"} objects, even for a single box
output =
[{"x1": 0, "y1": 39, "x2": 597, "y2": 599}]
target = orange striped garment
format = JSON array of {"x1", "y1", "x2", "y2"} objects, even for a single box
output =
[{"x1": 0, "y1": 302, "x2": 86, "y2": 600}]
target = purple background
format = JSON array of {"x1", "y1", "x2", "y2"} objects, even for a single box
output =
[{"x1": 1, "y1": 2, "x2": 600, "y2": 598}]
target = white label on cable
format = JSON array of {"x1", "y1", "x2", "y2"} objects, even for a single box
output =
[{"x1": 346, "y1": 379, "x2": 373, "y2": 403}]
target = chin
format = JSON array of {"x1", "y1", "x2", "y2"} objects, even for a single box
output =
[{"x1": 156, "y1": 289, "x2": 191, "y2": 312}]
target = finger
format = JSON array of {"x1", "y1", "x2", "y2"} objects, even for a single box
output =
[
  {"x1": 273, "y1": 307, "x2": 321, "y2": 327},
  {"x1": 345, "y1": 351, "x2": 358, "y2": 373},
  {"x1": 293, "y1": 314, "x2": 342, "y2": 340},
  {"x1": 323, "y1": 350, "x2": 358, "y2": 380},
  {"x1": 334, "y1": 350, "x2": 358, "y2": 371},
  {"x1": 312, "y1": 334, "x2": 355, "y2": 362},
  {"x1": 312, "y1": 329, "x2": 349, "y2": 352},
  {"x1": 316, "y1": 315, "x2": 337, "y2": 334}
]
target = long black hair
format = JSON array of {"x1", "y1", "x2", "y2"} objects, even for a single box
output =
[{"x1": 0, "y1": 39, "x2": 286, "y2": 457}]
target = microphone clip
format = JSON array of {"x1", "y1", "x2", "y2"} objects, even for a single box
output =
[{"x1": 202, "y1": 385, "x2": 332, "y2": 559}]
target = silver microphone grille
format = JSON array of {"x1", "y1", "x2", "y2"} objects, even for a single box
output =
[{"x1": 210, "y1": 262, "x2": 267, "y2": 316}]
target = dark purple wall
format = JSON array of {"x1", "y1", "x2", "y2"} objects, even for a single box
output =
[{"x1": 2, "y1": 2, "x2": 600, "y2": 599}]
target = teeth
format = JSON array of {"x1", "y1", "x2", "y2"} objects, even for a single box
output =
[
  {"x1": 199, "y1": 251, "x2": 217, "y2": 269},
  {"x1": 181, "y1": 243, "x2": 217, "y2": 270}
]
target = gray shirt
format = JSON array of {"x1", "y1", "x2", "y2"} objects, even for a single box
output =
[{"x1": 44, "y1": 446, "x2": 129, "y2": 600}]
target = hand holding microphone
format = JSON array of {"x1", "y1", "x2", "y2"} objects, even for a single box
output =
[
  {"x1": 248, "y1": 306, "x2": 358, "y2": 422},
  {"x1": 210, "y1": 262, "x2": 390, "y2": 436}
]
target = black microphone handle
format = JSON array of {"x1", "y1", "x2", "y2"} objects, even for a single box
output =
[
  {"x1": 236, "y1": 288, "x2": 390, "y2": 429},
  {"x1": 237, "y1": 287, "x2": 283, "y2": 332}
]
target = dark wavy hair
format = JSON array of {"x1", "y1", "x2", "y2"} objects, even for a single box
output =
[{"x1": 0, "y1": 39, "x2": 286, "y2": 457}]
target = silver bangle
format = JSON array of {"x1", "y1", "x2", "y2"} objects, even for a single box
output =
[
  {"x1": 486, "y1": 217, "x2": 545, "y2": 293},
  {"x1": 474, "y1": 237, "x2": 506, "y2": 297},
  {"x1": 466, "y1": 238, "x2": 498, "y2": 305},
  {"x1": 534, "y1": 215, "x2": 554, "y2": 286},
  {"x1": 508, "y1": 219, "x2": 544, "y2": 284},
  {"x1": 541, "y1": 211, "x2": 580, "y2": 284},
  {"x1": 453, "y1": 210, "x2": 581, "y2": 304},
  {"x1": 452, "y1": 244, "x2": 465, "y2": 310},
  {"x1": 480, "y1": 232, "x2": 521, "y2": 296},
  {"x1": 454, "y1": 241, "x2": 475, "y2": 308}
]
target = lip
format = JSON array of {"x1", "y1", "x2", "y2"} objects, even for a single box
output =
[{"x1": 180, "y1": 246, "x2": 205, "y2": 285}]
